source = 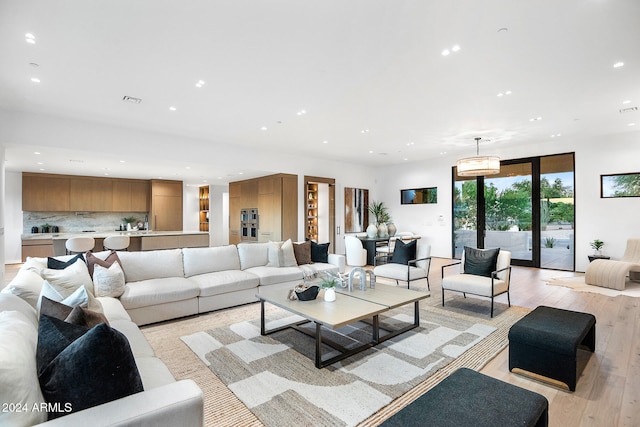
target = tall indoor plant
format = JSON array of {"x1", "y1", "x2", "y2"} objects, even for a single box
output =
[{"x1": 368, "y1": 201, "x2": 391, "y2": 237}]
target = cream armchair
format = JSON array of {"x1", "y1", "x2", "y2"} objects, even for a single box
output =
[
  {"x1": 345, "y1": 235, "x2": 367, "y2": 267},
  {"x1": 441, "y1": 248, "x2": 512, "y2": 317},
  {"x1": 373, "y1": 240, "x2": 431, "y2": 290},
  {"x1": 585, "y1": 238, "x2": 640, "y2": 290}
]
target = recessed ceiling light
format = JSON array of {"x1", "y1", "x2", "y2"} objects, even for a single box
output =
[
  {"x1": 550, "y1": 134, "x2": 562, "y2": 138},
  {"x1": 30, "y1": 77, "x2": 40, "y2": 83},
  {"x1": 34, "y1": 151, "x2": 40, "y2": 155},
  {"x1": 497, "y1": 93, "x2": 503, "y2": 97},
  {"x1": 406, "y1": 142, "x2": 414, "y2": 146},
  {"x1": 361, "y1": 129, "x2": 370, "y2": 134},
  {"x1": 440, "y1": 152, "x2": 447, "y2": 155},
  {"x1": 217, "y1": 176, "x2": 222, "y2": 179},
  {"x1": 403, "y1": 158, "x2": 408, "y2": 161},
  {"x1": 25, "y1": 33, "x2": 35, "y2": 44},
  {"x1": 169, "y1": 106, "x2": 177, "y2": 111},
  {"x1": 195, "y1": 79, "x2": 205, "y2": 88},
  {"x1": 629, "y1": 123, "x2": 636, "y2": 127},
  {"x1": 260, "y1": 126, "x2": 267, "y2": 131},
  {"x1": 119, "y1": 160, "x2": 125, "y2": 163},
  {"x1": 613, "y1": 62, "x2": 624, "y2": 68},
  {"x1": 185, "y1": 166, "x2": 191, "y2": 170},
  {"x1": 451, "y1": 45, "x2": 460, "y2": 52},
  {"x1": 238, "y1": 172, "x2": 244, "y2": 175},
  {"x1": 322, "y1": 140, "x2": 328, "y2": 144},
  {"x1": 529, "y1": 116, "x2": 542, "y2": 122},
  {"x1": 441, "y1": 49, "x2": 450, "y2": 56},
  {"x1": 505, "y1": 90, "x2": 512, "y2": 95},
  {"x1": 368, "y1": 150, "x2": 374, "y2": 154},
  {"x1": 296, "y1": 109, "x2": 307, "y2": 116},
  {"x1": 37, "y1": 162, "x2": 43, "y2": 165},
  {"x1": 622, "y1": 100, "x2": 632, "y2": 104},
  {"x1": 39, "y1": 168, "x2": 45, "y2": 171}
]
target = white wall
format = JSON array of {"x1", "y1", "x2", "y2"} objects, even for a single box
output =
[
  {"x1": 374, "y1": 132, "x2": 640, "y2": 272},
  {"x1": 4, "y1": 171, "x2": 22, "y2": 264},
  {"x1": 209, "y1": 185, "x2": 229, "y2": 247},
  {"x1": 182, "y1": 184, "x2": 200, "y2": 232}
]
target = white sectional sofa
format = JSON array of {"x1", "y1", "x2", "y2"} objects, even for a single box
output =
[{"x1": 1, "y1": 241, "x2": 343, "y2": 426}]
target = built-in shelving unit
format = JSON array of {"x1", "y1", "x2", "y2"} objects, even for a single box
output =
[
  {"x1": 199, "y1": 185, "x2": 209, "y2": 232},
  {"x1": 306, "y1": 183, "x2": 318, "y2": 241}
]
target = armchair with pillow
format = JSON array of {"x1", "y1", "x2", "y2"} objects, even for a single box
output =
[
  {"x1": 373, "y1": 239, "x2": 431, "y2": 290},
  {"x1": 441, "y1": 246, "x2": 512, "y2": 317}
]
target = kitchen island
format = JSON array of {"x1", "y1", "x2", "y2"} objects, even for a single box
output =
[{"x1": 21, "y1": 231, "x2": 210, "y2": 260}]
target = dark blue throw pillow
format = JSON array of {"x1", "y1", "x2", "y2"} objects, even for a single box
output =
[
  {"x1": 463, "y1": 247, "x2": 500, "y2": 277},
  {"x1": 311, "y1": 241, "x2": 330, "y2": 263},
  {"x1": 392, "y1": 239, "x2": 417, "y2": 265},
  {"x1": 37, "y1": 315, "x2": 143, "y2": 419},
  {"x1": 47, "y1": 253, "x2": 85, "y2": 270}
]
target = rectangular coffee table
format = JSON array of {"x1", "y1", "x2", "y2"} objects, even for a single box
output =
[{"x1": 257, "y1": 285, "x2": 430, "y2": 368}]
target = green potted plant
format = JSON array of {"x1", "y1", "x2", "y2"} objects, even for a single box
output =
[
  {"x1": 40, "y1": 223, "x2": 51, "y2": 233},
  {"x1": 319, "y1": 272, "x2": 341, "y2": 302},
  {"x1": 122, "y1": 216, "x2": 137, "y2": 231},
  {"x1": 590, "y1": 239, "x2": 604, "y2": 255}
]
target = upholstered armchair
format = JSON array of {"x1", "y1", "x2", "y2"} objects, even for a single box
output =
[
  {"x1": 373, "y1": 239, "x2": 431, "y2": 290},
  {"x1": 441, "y1": 247, "x2": 512, "y2": 317},
  {"x1": 344, "y1": 235, "x2": 367, "y2": 267},
  {"x1": 585, "y1": 238, "x2": 640, "y2": 290}
]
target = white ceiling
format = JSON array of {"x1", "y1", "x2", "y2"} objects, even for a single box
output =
[{"x1": 1, "y1": 0, "x2": 639, "y2": 184}]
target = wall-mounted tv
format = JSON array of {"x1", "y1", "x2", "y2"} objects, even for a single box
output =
[{"x1": 401, "y1": 187, "x2": 437, "y2": 205}]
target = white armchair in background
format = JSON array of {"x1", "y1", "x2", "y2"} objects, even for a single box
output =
[
  {"x1": 441, "y1": 248, "x2": 512, "y2": 317},
  {"x1": 373, "y1": 240, "x2": 431, "y2": 290},
  {"x1": 345, "y1": 235, "x2": 367, "y2": 267}
]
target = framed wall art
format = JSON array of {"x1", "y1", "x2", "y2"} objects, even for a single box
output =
[
  {"x1": 400, "y1": 187, "x2": 437, "y2": 204},
  {"x1": 601, "y1": 172, "x2": 640, "y2": 198}
]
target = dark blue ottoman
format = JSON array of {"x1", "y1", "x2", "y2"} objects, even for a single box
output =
[
  {"x1": 509, "y1": 305, "x2": 596, "y2": 391},
  {"x1": 381, "y1": 368, "x2": 548, "y2": 427}
]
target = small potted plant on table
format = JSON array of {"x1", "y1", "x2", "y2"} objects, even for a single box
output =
[
  {"x1": 588, "y1": 239, "x2": 607, "y2": 262},
  {"x1": 319, "y1": 272, "x2": 341, "y2": 302}
]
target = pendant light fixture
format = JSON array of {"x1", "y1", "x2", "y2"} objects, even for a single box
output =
[{"x1": 456, "y1": 137, "x2": 500, "y2": 176}]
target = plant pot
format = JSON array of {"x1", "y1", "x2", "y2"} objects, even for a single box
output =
[
  {"x1": 324, "y1": 288, "x2": 336, "y2": 302},
  {"x1": 377, "y1": 223, "x2": 388, "y2": 238},
  {"x1": 387, "y1": 222, "x2": 396, "y2": 237}
]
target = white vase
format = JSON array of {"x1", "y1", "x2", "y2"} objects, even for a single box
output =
[
  {"x1": 387, "y1": 222, "x2": 396, "y2": 237},
  {"x1": 377, "y1": 223, "x2": 388, "y2": 238},
  {"x1": 366, "y1": 223, "x2": 377, "y2": 238},
  {"x1": 324, "y1": 287, "x2": 336, "y2": 302}
]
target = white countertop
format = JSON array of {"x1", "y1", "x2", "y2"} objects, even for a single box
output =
[{"x1": 21, "y1": 230, "x2": 209, "y2": 241}]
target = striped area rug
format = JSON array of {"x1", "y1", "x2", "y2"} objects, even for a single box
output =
[{"x1": 142, "y1": 296, "x2": 529, "y2": 427}]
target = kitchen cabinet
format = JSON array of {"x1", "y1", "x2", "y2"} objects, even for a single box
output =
[
  {"x1": 69, "y1": 178, "x2": 113, "y2": 211},
  {"x1": 229, "y1": 174, "x2": 297, "y2": 243},
  {"x1": 149, "y1": 179, "x2": 183, "y2": 231},
  {"x1": 22, "y1": 173, "x2": 70, "y2": 211},
  {"x1": 21, "y1": 238, "x2": 54, "y2": 262},
  {"x1": 113, "y1": 180, "x2": 149, "y2": 212}
]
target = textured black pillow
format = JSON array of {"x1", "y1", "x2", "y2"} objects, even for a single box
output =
[
  {"x1": 47, "y1": 253, "x2": 85, "y2": 270},
  {"x1": 392, "y1": 239, "x2": 417, "y2": 265},
  {"x1": 37, "y1": 316, "x2": 143, "y2": 419},
  {"x1": 464, "y1": 247, "x2": 500, "y2": 277},
  {"x1": 311, "y1": 241, "x2": 330, "y2": 263}
]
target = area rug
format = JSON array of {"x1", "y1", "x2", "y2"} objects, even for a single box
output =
[
  {"x1": 546, "y1": 275, "x2": 640, "y2": 297},
  {"x1": 152, "y1": 298, "x2": 528, "y2": 427}
]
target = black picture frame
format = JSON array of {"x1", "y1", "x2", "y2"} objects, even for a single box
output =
[
  {"x1": 600, "y1": 172, "x2": 640, "y2": 198},
  {"x1": 400, "y1": 187, "x2": 437, "y2": 204}
]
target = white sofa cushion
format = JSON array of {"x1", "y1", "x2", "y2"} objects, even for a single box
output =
[
  {"x1": 373, "y1": 264, "x2": 429, "y2": 281},
  {"x1": 135, "y1": 356, "x2": 177, "y2": 390},
  {"x1": 189, "y1": 270, "x2": 259, "y2": 297},
  {"x1": 182, "y1": 246, "x2": 240, "y2": 277},
  {"x1": 441, "y1": 274, "x2": 508, "y2": 297},
  {"x1": 237, "y1": 242, "x2": 269, "y2": 270},
  {"x1": 41, "y1": 259, "x2": 94, "y2": 296},
  {"x1": 0, "y1": 293, "x2": 38, "y2": 328},
  {"x1": 109, "y1": 319, "x2": 156, "y2": 358},
  {"x1": 1, "y1": 268, "x2": 44, "y2": 309},
  {"x1": 120, "y1": 277, "x2": 199, "y2": 310},
  {"x1": 245, "y1": 266, "x2": 303, "y2": 286},
  {"x1": 118, "y1": 249, "x2": 185, "y2": 282},
  {"x1": 0, "y1": 310, "x2": 47, "y2": 426},
  {"x1": 96, "y1": 296, "x2": 132, "y2": 322}
]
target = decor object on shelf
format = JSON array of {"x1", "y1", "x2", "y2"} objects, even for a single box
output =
[
  {"x1": 387, "y1": 222, "x2": 397, "y2": 237},
  {"x1": 456, "y1": 137, "x2": 500, "y2": 177},
  {"x1": 589, "y1": 239, "x2": 604, "y2": 255},
  {"x1": 600, "y1": 172, "x2": 640, "y2": 198},
  {"x1": 366, "y1": 224, "x2": 377, "y2": 238},
  {"x1": 377, "y1": 222, "x2": 388, "y2": 238}
]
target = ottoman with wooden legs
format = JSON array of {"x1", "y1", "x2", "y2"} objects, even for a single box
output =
[{"x1": 508, "y1": 305, "x2": 596, "y2": 391}]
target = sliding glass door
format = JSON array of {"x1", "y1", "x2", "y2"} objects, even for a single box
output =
[{"x1": 453, "y1": 153, "x2": 574, "y2": 271}]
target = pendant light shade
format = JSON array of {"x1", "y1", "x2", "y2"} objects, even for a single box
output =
[{"x1": 456, "y1": 137, "x2": 500, "y2": 176}]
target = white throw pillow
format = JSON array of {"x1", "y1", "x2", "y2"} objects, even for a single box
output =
[
  {"x1": 40, "y1": 259, "x2": 94, "y2": 296},
  {"x1": 267, "y1": 239, "x2": 298, "y2": 267},
  {"x1": 0, "y1": 311, "x2": 47, "y2": 426},
  {"x1": 2, "y1": 269, "x2": 45, "y2": 309},
  {"x1": 93, "y1": 262, "x2": 126, "y2": 298},
  {"x1": 39, "y1": 281, "x2": 90, "y2": 309}
]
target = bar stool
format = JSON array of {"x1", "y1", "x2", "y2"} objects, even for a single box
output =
[
  {"x1": 103, "y1": 235, "x2": 130, "y2": 251},
  {"x1": 65, "y1": 237, "x2": 95, "y2": 254}
]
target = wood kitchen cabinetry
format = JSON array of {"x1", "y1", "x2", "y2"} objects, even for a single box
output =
[
  {"x1": 22, "y1": 173, "x2": 150, "y2": 212},
  {"x1": 149, "y1": 179, "x2": 183, "y2": 231},
  {"x1": 228, "y1": 174, "x2": 297, "y2": 244}
]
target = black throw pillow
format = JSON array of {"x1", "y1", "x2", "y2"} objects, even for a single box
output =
[
  {"x1": 47, "y1": 253, "x2": 85, "y2": 270},
  {"x1": 463, "y1": 247, "x2": 500, "y2": 277},
  {"x1": 310, "y1": 241, "x2": 330, "y2": 263},
  {"x1": 392, "y1": 239, "x2": 417, "y2": 265},
  {"x1": 37, "y1": 316, "x2": 143, "y2": 420}
]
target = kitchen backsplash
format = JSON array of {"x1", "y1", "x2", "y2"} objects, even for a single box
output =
[{"x1": 23, "y1": 212, "x2": 149, "y2": 234}]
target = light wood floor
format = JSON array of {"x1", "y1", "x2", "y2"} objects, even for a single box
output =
[{"x1": 5, "y1": 259, "x2": 639, "y2": 426}]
